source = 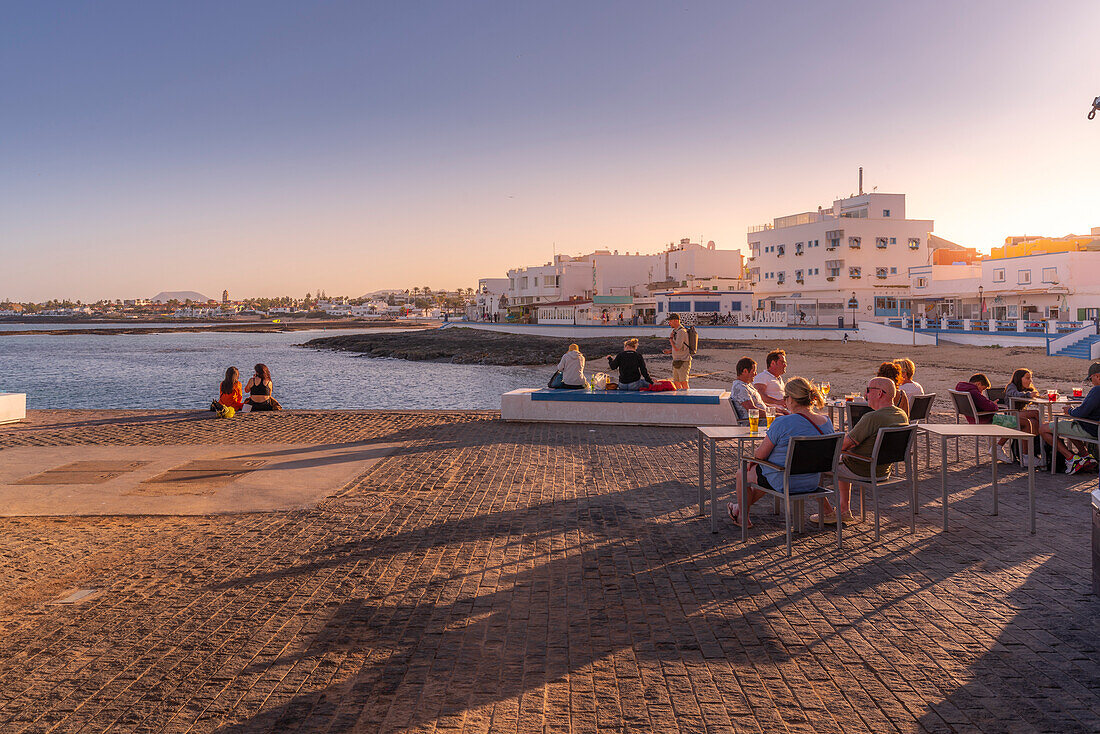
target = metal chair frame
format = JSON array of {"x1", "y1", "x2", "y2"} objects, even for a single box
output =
[
  {"x1": 905, "y1": 393, "x2": 936, "y2": 476},
  {"x1": 948, "y1": 389, "x2": 1003, "y2": 464},
  {"x1": 1050, "y1": 414, "x2": 1100, "y2": 475},
  {"x1": 835, "y1": 425, "x2": 920, "y2": 540},
  {"x1": 1006, "y1": 396, "x2": 1048, "y2": 469},
  {"x1": 740, "y1": 432, "x2": 845, "y2": 556}
]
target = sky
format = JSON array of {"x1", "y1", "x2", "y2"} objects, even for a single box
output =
[{"x1": 1, "y1": 0, "x2": 1098, "y2": 302}]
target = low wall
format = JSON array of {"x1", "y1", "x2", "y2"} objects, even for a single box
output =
[
  {"x1": 855, "y1": 322, "x2": 938, "y2": 346},
  {"x1": 936, "y1": 333, "x2": 1049, "y2": 348},
  {"x1": 453, "y1": 322, "x2": 860, "y2": 341}
]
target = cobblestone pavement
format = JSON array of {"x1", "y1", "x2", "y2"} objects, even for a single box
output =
[{"x1": 1, "y1": 410, "x2": 1098, "y2": 733}]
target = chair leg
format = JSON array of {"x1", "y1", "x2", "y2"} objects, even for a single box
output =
[
  {"x1": 910, "y1": 459, "x2": 917, "y2": 533},
  {"x1": 872, "y1": 480, "x2": 881, "y2": 541},
  {"x1": 818, "y1": 498, "x2": 825, "y2": 530},
  {"x1": 784, "y1": 497, "x2": 792, "y2": 556}
]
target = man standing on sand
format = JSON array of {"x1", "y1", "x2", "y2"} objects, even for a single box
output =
[{"x1": 664, "y1": 314, "x2": 691, "y2": 390}]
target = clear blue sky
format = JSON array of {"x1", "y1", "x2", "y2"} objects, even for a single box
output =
[{"x1": 2, "y1": 0, "x2": 1098, "y2": 302}]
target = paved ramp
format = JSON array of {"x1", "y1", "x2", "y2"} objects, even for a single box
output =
[{"x1": 0, "y1": 442, "x2": 399, "y2": 516}]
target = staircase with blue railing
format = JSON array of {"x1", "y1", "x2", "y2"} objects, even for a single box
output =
[{"x1": 1055, "y1": 333, "x2": 1100, "y2": 359}]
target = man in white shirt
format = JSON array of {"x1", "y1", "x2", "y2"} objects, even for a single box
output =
[{"x1": 753, "y1": 349, "x2": 787, "y2": 409}]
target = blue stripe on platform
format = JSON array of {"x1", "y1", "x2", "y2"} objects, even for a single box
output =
[{"x1": 531, "y1": 388, "x2": 725, "y2": 405}]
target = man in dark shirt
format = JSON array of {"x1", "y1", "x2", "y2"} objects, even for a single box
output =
[
  {"x1": 607, "y1": 338, "x2": 652, "y2": 391},
  {"x1": 1039, "y1": 362, "x2": 1100, "y2": 474}
]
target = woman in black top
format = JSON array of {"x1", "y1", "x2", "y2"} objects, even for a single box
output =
[
  {"x1": 244, "y1": 363, "x2": 276, "y2": 411},
  {"x1": 607, "y1": 338, "x2": 652, "y2": 390}
]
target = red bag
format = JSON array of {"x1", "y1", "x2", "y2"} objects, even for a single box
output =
[{"x1": 642, "y1": 379, "x2": 676, "y2": 392}]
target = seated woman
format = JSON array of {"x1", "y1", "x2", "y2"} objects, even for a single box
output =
[
  {"x1": 726, "y1": 377, "x2": 834, "y2": 528},
  {"x1": 216, "y1": 367, "x2": 244, "y2": 411},
  {"x1": 553, "y1": 344, "x2": 587, "y2": 390},
  {"x1": 877, "y1": 361, "x2": 910, "y2": 415},
  {"x1": 997, "y1": 368, "x2": 1042, "y2": 464},
  {"x1": 244, "y1": 363, "x2": 277, "y2": 410},
  {"x1": 896, "y1": 358, "x2": 923, "y2": 400}
]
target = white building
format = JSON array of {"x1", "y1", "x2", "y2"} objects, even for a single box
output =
[
  {"x1": 469, "y1": 278, "x2": 510, "y2": 321},
  {"x1": 910, "y1": 245, "x2": 1100, "y2": 322},
  {"x1": 747, "y1": 192, "x2": 947, "y2": 324},
  {"x1": 655, "y1": 290, "x2": 754, "y2": 324},
  {"x1": 504, "y1": 239, "x2": 744, "y2": 318}
]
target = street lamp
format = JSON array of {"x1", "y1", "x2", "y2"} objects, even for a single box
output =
[{"x1": 978, "y1": 285, "x2": 984, "y2": 320}]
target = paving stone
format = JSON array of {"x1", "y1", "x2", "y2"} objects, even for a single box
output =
[{"x1": 0, "y1": 409, "x2": 1096, "y2": 733}]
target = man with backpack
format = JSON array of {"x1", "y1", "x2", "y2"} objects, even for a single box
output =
[{"x1": 664, "y1": 314, "x2": 695, "y2": 390}]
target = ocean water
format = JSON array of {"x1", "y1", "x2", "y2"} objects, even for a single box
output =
[{"x1": 0, "y1": 327, "x2": 544, "y2": 410}]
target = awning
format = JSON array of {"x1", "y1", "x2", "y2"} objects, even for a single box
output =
[{"x1": 825, "y1": 259, "x2": 844, "y2": 268}]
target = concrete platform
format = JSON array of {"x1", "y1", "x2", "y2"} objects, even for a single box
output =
[
  {"x1": 0, "y1": 392, "x2": 26, "y2": 424},
  {"x1": 0, "y1": 441, "x2": 399, "y2": 516},
  {"x1": 502, "y1": 387, "x2": 735, "y2": 425}
]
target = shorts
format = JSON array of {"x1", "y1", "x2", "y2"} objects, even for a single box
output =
[
  {"x1": 1059, "y1": 421, "x2": 1096, "y2": 441},
  {"x1": 672, "y1": 356, "x2": 692, "y2": 382}
]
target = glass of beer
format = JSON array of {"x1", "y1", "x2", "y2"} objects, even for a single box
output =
[
  {"x1": 1073, "y1": 387, "x2": 1083, "y2": 398},
  {"x1": 765, "y1": 408, "x2": 775, "y2": 429},
  {"x1": 748, "y1": 410, "x2": 760, "y2": 433},
  {"x1": 822, "y1": 381, "x2": 831, "y2": 397}
]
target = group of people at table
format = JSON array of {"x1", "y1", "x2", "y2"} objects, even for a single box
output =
[{"x1": 727, "y1": 350, "x2": 1100, "y2": 527}]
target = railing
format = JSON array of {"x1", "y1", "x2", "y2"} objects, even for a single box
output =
[
  {"x1": 1055, "y1": 321, "x2": 1086, "y2": 333},
  {"x1": 946, "y1": 319, "x2": 964, "y2": 330},
  {"x1": 1048, "y1": 323, "x2": 1097, "y2": 355},
  {"x1": 995, "y1": 320, "x2": 1016, "y2": 331},
  {"x1": 1024, "y1": 321, "x2": 1046, "y2": 333},
  {"x1": 747, "y1": 224, "x2": 773, "y2": 233}
]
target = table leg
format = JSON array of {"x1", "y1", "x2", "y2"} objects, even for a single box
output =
[
  {"x1": 1026, "y1": 436, "x2": 1036, "y2": 534},
  {"x1": 941, "y1": 435, "x2": 949, "y2": 531},
  {"x1": 710, "y1": 439, "x2": 718, "y2": 534},
  {"x1": 1051, "y1": 418, "x2": 1059, "y2": 476},
  {"x1": 698, "y1": 434, "x2": 705, "y2": 516},
  {"x1": 740, "y1": 451, "x2": 748, "y2": 544},
  {"x1": 990, "y1": 439, "x2": 998, "y2": 516}
]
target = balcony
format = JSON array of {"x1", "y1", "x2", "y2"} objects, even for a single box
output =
[
  {"x1": 876, "y1": 237, "x2": 888, "y2": 249},
  {"x1": 849, "y1": 237, "x2": 861, "y2": 249},
  {"x1": 908, "y1": 238, "x2": 920, "y2": 250},
  {"x1": 776, "y1": 246, "x2": 785, "y2": 258}
]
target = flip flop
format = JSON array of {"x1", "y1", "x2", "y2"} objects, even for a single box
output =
[{"x1": 727, "y1": 502, "x2": 753, "y2": 528}]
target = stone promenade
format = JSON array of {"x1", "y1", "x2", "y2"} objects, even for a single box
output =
[{"x1": 0, "y1": 410, "x2": 1098, "y2": 733}]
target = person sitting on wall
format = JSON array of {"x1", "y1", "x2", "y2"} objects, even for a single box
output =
[
  {"x1": 553, "y1": 344, "x2": 587, "y2": 390},
  {"x1": 607, "y1": 338, "x2": 652, "y2": 391}
]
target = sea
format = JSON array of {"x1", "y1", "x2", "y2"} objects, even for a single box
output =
[{"x1": 0, "y1": 325, "x2": 544, "y2": 410}]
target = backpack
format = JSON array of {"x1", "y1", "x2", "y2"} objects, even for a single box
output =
[{"x1": 686, "y1": 326, "x2": 698, "y2": 355}]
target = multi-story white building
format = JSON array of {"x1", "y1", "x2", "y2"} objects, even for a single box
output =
[
  {"x1": 469, "y1": 277, "x2": 510, "y2": 321},
  {"x1": 747, "y1": 192, "x2": 948, "y2": 325},
  {"x1": 910, "y1": 233, "x2": 1100, "y2": 322},
  {"x1": 503, "y1": 239, "x2": 744, "y2": 318}
]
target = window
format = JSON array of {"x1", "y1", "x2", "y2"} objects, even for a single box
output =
[
  {"x1": 876, "y1": 267, "x2": 888, "y2": 279},
  {"x1": 849, "y1": 266, "x2": 862, "y2": 279},
  {"x1": 669, "y1": 302, "x2": 690, "y2": 312},
  {"x1": 993, "y1": 268, "x2": 1005, "y2": 282},
  {"x1": 776, "y1": 271, "x2": 786, "y2": 284},
  {"x1": 795, "y1": 269, "x2": 804, "y2": 282},
  {"x1": 533, "y1": 277, "x2": 537, "y2": 286},
  {"x1": 908, "y1": 238, "x2": 920, "y2": 250},
  {"x1": 883, "y1": 209, "x2": 891, "y2": 217},
  {"x1": 876, "y1": 237, "x2": 888, "y2": 249},
  {"x1": 693, "y1": 301, "x2": 720, "y2": 312},
  {"x1": 1041, "y1": 267, "x2": 1058, "y2": 283},
  {"x1": 916, "y1": 277, "x2": 928, "y2": 288},
  {"x1": 795, "y1": 242, "x2": 804, "y2": 255},
  {"x1": 889, "y1": 237, "x2": 897, "y2": 245},
  {"x1": 826, "y1": 230, "x2": 843, "y2": 249},
  {"x1": 1017, "y1": 269, "x2": 1031, "y2": 285},
  {"x1": 849, "y1": 236, "x2": 861, "y2": 249},
  {"x1": 776, "y1": 244, "x2": 785, "y2": 257},
  {"x1": 890, "y1": 267, "x2": 897, "y2": 274}
]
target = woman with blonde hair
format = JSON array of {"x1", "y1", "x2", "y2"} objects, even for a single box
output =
[
  {"x1": 553, "y1": 343, "x2": 587, "y2": 390},
  {"x1": 877, "y1": 361, "x2": 910, "y2": 415},
  {"x1": 727, "y1": 377, "x2": 834, "y2": 528},
  {"x1": 896, "y1": 358, "x2": 923, "y2": 400}
]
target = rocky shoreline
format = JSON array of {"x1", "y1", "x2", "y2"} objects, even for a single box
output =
[
  {"x1": 304, "y1": 327, "x2": 751, "y2": 365},
  {"x1": 0, "y1": 320, "x2": 435, "y2": 336}
]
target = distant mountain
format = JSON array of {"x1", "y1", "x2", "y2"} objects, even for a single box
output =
[
  {"x1": 151, "y1": 290, "x2": 212, "y2": 303},
  {"x1": 359, "y1": 289, "x2": 404, "y2": 299}
]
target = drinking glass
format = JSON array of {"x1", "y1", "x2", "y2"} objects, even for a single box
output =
[
  {"x1": 1047, "y1": 390, "x2": 1058, "y2": 402},
  {"x1": 1073, "y1": 387, "x2": 1083, "y2": 398},
  {"x1": 765, "y1": 409, "x2": 775, "y2": 428},
  {"x1": 822, "y1": 382, "x2": 831, "y2": 397},
  {"x1": 748, "y1": 411, "x2": 760, "y2": 434}
]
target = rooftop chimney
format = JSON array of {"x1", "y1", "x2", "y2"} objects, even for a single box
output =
[{"x1": 858, "y1": 167, "x2": 863, "y2": 195}]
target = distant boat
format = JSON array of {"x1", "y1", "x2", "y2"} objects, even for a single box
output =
[{"x1": 272, "y1": 319, "x2": 281, "y2": 323}]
